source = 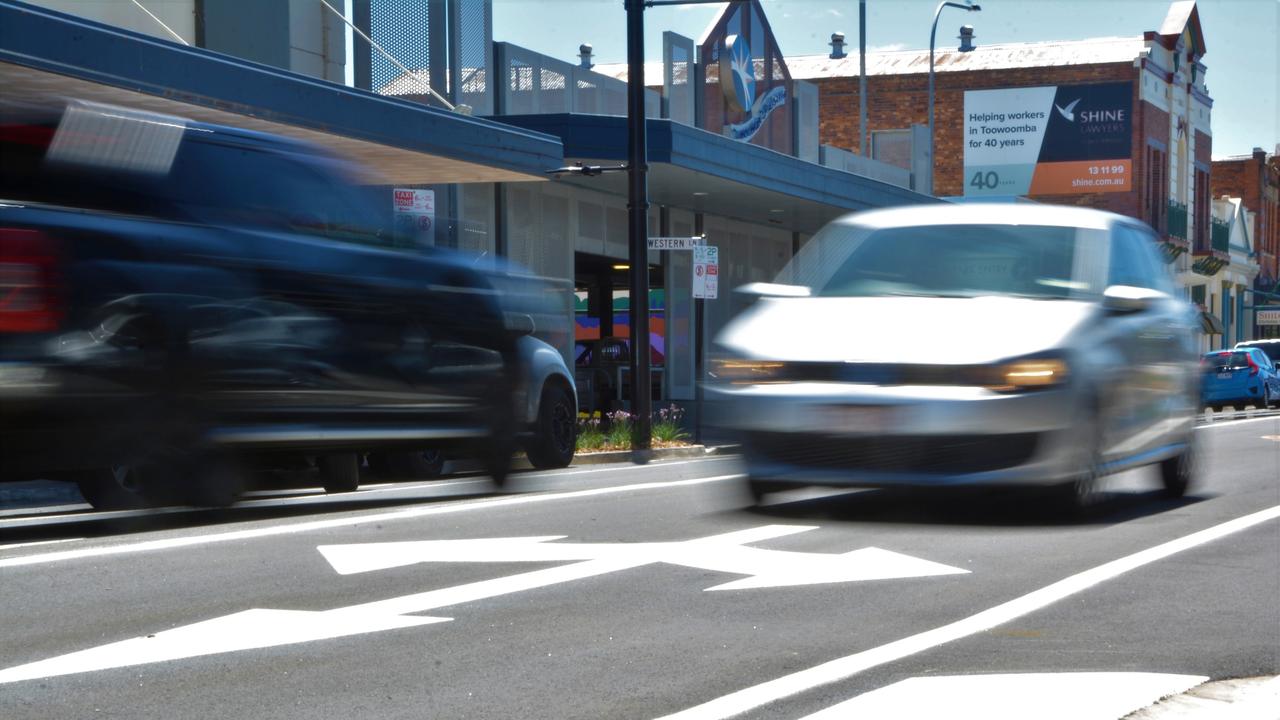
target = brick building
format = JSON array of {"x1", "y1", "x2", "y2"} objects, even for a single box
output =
[
  {"x1": 1212, "y1": 147, "x2": 1280, "y2": 292},
  {"x1": 787, "y1": 2, "x2": 1224, "y2": 296}
]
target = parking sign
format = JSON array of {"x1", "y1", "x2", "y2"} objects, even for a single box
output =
[{"x1": 693, "y1": 245, "x2": 719, "y2": 299}]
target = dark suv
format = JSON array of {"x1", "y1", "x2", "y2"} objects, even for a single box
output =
[{"x1": 0, "y1": 101, "x2": 518, "y2": 507}]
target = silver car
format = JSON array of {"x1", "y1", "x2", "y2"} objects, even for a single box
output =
[{"x1": 708, "y1": 204, "x2": 1201, "y2": 510}]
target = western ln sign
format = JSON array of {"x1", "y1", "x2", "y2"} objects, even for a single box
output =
[
  {"x1": 0, "y1": 525, "x2": 967, "y2": 684},
  {"x1": 648, "y1": 236, "x2": 705, "y2": 251}
]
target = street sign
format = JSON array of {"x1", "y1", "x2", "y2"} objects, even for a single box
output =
[
  {"x1": 1257, "y1": 309, "x2": 1280, "y2": 326},
  {"x1": 647, "y1": 236, "x2": 705, "y2": 251},
  {"x1": 693, "y1": 244, "x2": 719, "y2": 299},
  {"x1": 0, "y1": 525, "x2": 967, "y2": 683},
  {"x1": 393, "y1": 188, "x2": 435, "y2": 246}
]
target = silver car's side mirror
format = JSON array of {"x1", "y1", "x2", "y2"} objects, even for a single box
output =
[{"x1": 1102, "y1": 285, "x2": 1164, "y2": 314}]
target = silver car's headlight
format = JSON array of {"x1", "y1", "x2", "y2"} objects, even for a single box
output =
[
  {"x1": 985, "y1": 357, "x2": 1070, "y2": 393},
  {"x1": 710, "y1": 358, "x2": 789, "y2": 384}
]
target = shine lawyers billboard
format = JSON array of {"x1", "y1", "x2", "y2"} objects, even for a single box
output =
[{"x1": 963, "y1": 82, "x2": 1132, "y2": 197}]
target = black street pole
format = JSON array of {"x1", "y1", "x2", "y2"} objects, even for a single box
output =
[{"x1": 625, "y1": 0, "x2": 652, "y2": 458}]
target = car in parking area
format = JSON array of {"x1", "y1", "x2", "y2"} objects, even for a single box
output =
[
  {"x1": 1202, "y1": 347, "x2": 1280, "y2": 410},
  {"x1": 707, "y1": 203, "x2": 1202, "y2": 511},
  {"x1": 1235, "y1": 338, "x2": 1280, "y2": 365}
]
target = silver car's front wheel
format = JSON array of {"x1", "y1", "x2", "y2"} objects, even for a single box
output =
[
  {"x1": 1159, "y1": 436, "x2": 1196, "y2": 498},
  {"x1": 1054, "y1": 419, "x2": 1104, "y2": 513}
]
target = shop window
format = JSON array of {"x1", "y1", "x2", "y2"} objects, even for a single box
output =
[
  {"x1": 1145, "y1": 145, "x2": 1167, "y2": 233},
  {"x1": 1194, "y1": 167, "x2": 1211, "y2": 249}
]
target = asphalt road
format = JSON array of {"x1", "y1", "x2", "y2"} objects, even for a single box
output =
[{"x1": 0, "y1": 414, "x2": 1276, "y2": 720}]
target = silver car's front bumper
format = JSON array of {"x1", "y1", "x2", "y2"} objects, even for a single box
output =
[{"x1": 707, "y1": 382, "x2": 1087, "y2": 488}]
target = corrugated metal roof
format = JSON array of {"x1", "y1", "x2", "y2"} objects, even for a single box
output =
[
  {"x1": 593, "y1": 36, "x2": 1148, "y2": 84},
  {"x1": 787, "y1": 36, "x2": 1148, "y2": 79}
]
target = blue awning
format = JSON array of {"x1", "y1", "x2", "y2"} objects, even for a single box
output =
[
  {"x1": 0, "y1": 1, "x2": 563, "y2": 184},
  {"x1": 496, "y1": 113, "x2": 937, "y2": 234}
]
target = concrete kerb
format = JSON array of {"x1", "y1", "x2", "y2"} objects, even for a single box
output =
[
  {"x1": 514, "y1": 444, "x2": 741, "y2": 470},
  {"x1": 1126, "y1": 675, "x2": 1280, "y2": 719}
]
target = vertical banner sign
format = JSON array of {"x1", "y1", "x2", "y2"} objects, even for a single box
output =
[
  {"x1": 964, "y1": 82, "x2": 1133, "y2": 197},
  {"x1": 693, "y1": 245, "x2": 719, "y2": 299},
  {"x1": 393, "y1": 188, "x2": 435, "y2": 246}
]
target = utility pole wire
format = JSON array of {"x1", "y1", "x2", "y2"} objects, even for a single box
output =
[
  {"x1": 129, "y1": 0, "x2": 189, "y2": 45},
  {"x1": 315, "y1": 0, "x2": 457, "y2": 111}
]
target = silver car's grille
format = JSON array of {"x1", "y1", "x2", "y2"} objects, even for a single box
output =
[
  {"x1": 783, "y1": 363, "x2": 993, "y2": 386},
  {"x1": 745, "y1": 432, "x2": 1040, "y2": 474}
]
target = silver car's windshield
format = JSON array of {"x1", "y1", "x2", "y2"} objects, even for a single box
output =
[{"x1": 782, "y1": 223, "x2": 1102, "y2": 299}]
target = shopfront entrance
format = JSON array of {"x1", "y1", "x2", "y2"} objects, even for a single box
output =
[{"x1": 573, "y1": 253, "x2": 665, "y2": 415}]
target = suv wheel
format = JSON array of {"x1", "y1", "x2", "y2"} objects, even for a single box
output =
[
  {"x1": 525, "y1": 384, "x2": 576, "y2": 470},
  {"x1": 319, "y1": 453, "x2": 360, "y2": 493},
  {"x1": 74, "y1": 465, "x2": 150, "y2": 510}
]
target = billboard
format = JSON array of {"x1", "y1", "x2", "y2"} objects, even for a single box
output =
[{"x1": 964, "y1": 82, "x2": 1132, "y2": 197}]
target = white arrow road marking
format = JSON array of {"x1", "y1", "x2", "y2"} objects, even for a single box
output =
[
  {"x1": 798, "y1": 672, "x2": 1209, "y2": 720},
  {"x1": 317, "y1": 525, "x2": 969, "y2": 592},
  {"x1": 0, "y1": 609, "x2": 447, "y2": 686},
  {"x1": 0, "y1": 525, "x2": 967, "y2": 684}
]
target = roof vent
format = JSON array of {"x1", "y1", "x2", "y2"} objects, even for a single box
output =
[
  {"x1": 829, "y1": 32, "x2": 847, "y2": 60},
  {"x1": 578, "y1": 43, "x2": 594, "y2": 70}
]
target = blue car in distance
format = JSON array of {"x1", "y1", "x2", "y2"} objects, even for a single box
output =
[{"x1": 1201, "y1": 348, "x2": 1280, "y2": 410}]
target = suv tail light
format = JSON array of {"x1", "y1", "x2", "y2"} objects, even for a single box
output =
[
  {"x1": 0, "y1": 228, "x2": 63, "y2": 333},
  {"x1": 1246, "y1": 353, "x2": 1260, "y2": 376}
]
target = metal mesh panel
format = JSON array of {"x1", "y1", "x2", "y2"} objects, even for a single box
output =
[
  {"x1": 663, "y1": 32, "x2": 695, "y2": 126},
  {"x1": 872, "y1": 129, "x2": 912, "y2": 170},
  {"x1": 794, "y1": 80, "x2": 819, "y2": 162},
  {"x1": 541, "y1": 68, "x2": 568, "y2": 113},
  {"x1": 452, "y1": 0, "x2": 492, "y2": 114},
  {"x1": 575, "y1": 78, "x2": 599, "y2": 114},
  {"x1": 506, "y1": 58, "x2": 535, "y2": 114},
  {"x1": 369, "y1": 0, "x2": 430, "y2": 94}
]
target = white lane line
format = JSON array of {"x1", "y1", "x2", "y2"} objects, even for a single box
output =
[
  {"x1": 0, "y1": 456, "x2": 733, "y2": 528},
  {"x1": 0, "y1": 473, "x2": 743, "y2": 570},
  {"x1": 1196, "y1": 415, "x2": 1280, "y2": 429},
  {"x1": 797, "y1": 673, "x2": 1209, "y2": 720},
  {"x1": 657, "y1": 504, "x2": 1280, "y2": 720},
  {"x1": 0, "y1": 538, "x2": 84, "y2": 551}
]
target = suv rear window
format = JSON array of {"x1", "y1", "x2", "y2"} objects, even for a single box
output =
[{"x1": 1204, "y1": 351, "x2": 1250, "y2": 370}]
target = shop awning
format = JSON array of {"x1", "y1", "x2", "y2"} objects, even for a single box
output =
[
  {"x1": 1200, "y1": 311, "x2": 1226, "y2": 335},
  {"x1": 496, "y1": 114, "x2": 937, "y2": 235},
  {"x1": 0, "y1": 1, "x2": 563, "y2": 184}
]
